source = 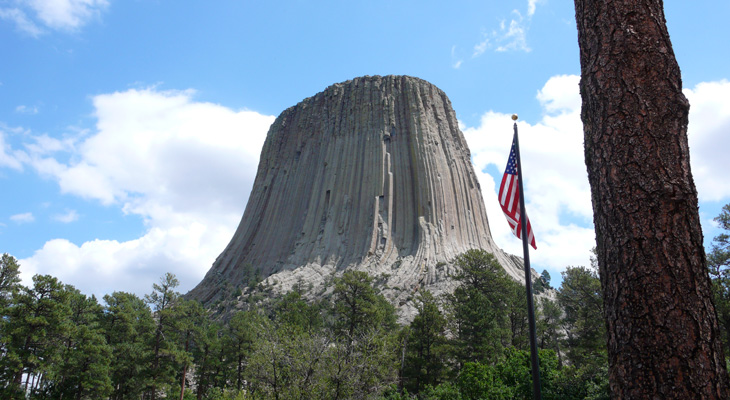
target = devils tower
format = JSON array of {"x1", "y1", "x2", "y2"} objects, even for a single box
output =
[{"x1": 189, "y1": 75, "x2": 524, "y2": 310}]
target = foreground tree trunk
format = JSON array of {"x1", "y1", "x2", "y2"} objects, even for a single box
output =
[{"x1": 573, "y1": 0, "x2": 730, "y2": 398}]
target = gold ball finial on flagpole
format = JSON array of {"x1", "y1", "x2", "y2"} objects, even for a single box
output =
[{"x1": 511, "y1": 114, "x2": 518, "y2": 121}]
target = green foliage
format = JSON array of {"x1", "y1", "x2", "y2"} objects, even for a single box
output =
[
  {"x1": 457, "y1": 361, "x2": 511, "y2": 399},
  {"x1": 402, "y1": 290, "x2": 448, "y2": 393},
  {"x1": 533, "y1": 269, "x2": 552, "y2": 294},
  {"x1": 333, "y1": 270, "x2": 397, "y2": 338},
  {"x1": 102, "y1": 291, "x2": 155, "y2": 399},
  {"x1": 709, "y1": 203, "x2": 730, "y2": 358},
  {"x1": 144, "y1": 272, "x2": 184, "y2": 399},
  {"x1": 0, "y1": 251, "x2": 612, "y2": 400},
  {"x1": 272, "y1": 290, "x2": 324, "y2": 334},
  {"x1": 1, "y1": 274, "x2": 72, "y2": 397},
  {"x1": 419, "y1": 382, "x2": 462, "y2": 400},
  {"x1": 447, "y1": 249, "x2": 513, "y2": 364},
  {"x1": 0, "y1": 253, "x2": 21, "y2": 305},
  {"x1": 225, "y1": 310, "x2": 267, "y2": 392},
  {"x1": 45, "y1": 290, "x2": 113, "y2": 399},
  {"x1": 536, "y1": 297, "x2": 564, "y2": 361},
  {"x1": 557, "y1": 266, "x2": 606, "y2": 367}
]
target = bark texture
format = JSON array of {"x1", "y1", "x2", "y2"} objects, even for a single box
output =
[
  {"x1": 574, "y1": 0, "x2": 730, "y2": 398},
  {"x1": 189, "y1": 75, "x2": 523, "y2": 316}
]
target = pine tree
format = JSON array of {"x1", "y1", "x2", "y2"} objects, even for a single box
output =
[
  {"x1": 332, "y1": 270, "x2": 396, "y2": 339},
  {"x1": 708, "y1": 204, "x2": 730, "y2": 360},
  {"x1": 192, "y1": 320, "x2": 224, "y2": 400},
  {"x1": 574, "y1": 0, "x2": 730, "y2": 395},
  {"x1": 102, "y1": 291, "x2": 155, "y2": 400},
  {"x1": 447, "y1": 249, "x2": 513, "y2": 364},
  {"x1": 402, "y1": 290, "x2": 448, "y2": 394},
  {"x1": 556, "y1": 266, "x2": 606, "y2": 367},
  {"x1": 224, "y1": 310, "x2": 262, "y2": 393},
  {"x1": 174, "y1": 299, "x2": 206, "y2": 400},
  {"x1": 144, "y1": 272, "x2": 182, "y2": 399},
  {"x1": 46, "y1": 289, "x2": 113, "y2": 399},
  {"x1": 2, "y1": 274, "x2": 72, "y2": 397}
]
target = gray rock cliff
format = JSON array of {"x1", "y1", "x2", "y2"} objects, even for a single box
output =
[{"x1": 188, "y1": 75, "x2": 524, "y2": 315}]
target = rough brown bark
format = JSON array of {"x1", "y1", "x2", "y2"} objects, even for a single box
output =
[{"x1": 574, "y1": 0, "x2": 730, "y2": 398}]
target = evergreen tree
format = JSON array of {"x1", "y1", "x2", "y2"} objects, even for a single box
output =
[
  {"x1": 1, "y1": 274, "x2": 71, "y2": 397},
  {"x1": 505, "y1": 279, "x2": 529, "y2": 350},
  {"x1": 144, "y1": 272, "x2": 183, "y2": 399},
  {"x1": 402, "y1": 290, "x2": 448, "y2": 394},
  {"x1": 332, "y1": 270, "x2": 396, "y2": 338},
  {"x1": 556, "y1": 266, "x2": 606, "y2": 367},
  {"x1": 0, "y1": 253, "x2": 22, "y2": 391},
  {"x1": 45, "y1": 289, "x2": 113, "y2": 399},
  {"x1": 102, "y1": 291, "x2": 155, "y2": 400},
  {"x1": 574, "y1": 0, "x2": 729, "y2": 395},
  {"x1": 192, "y1": 320, "x2": 224, "y2": 400},
  {"x1": 223, "y1": 310, "x2": 263, "y2": 392},
  {"x1": 0, "y1": 253, "x2": 21, "y2": 307},
  {"x1": 708, "y1": 203, "x2": 730, "y2": 359},
  {"x1": 536, "y1": 297, "x2": 564, "y2": 365},
  {"x1": 447, "y1": 249, "x2": 513, "y2": 365},
  {"x1": 174, "y1": 299, "x2": 206, "y2": 400},
  {"x1": 272, "y1": 291, "x2": 324, "y2": 335}
]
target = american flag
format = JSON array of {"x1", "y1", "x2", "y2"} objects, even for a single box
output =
[{"x1": 498, "y1": 137, "x2": 537, "y2": 249}]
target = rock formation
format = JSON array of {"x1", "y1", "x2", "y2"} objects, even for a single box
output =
[{"x1": 189, "y1": 75, "x2": 524, "y2": 314}]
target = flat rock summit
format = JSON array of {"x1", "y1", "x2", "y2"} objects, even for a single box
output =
[{"x1": 189, "y1": 75, "x2": 524, "y2": 314}]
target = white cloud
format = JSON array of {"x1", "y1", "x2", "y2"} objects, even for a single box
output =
[
  {"x1": 470, "y1": 8, "x2": 532, "y2": 59},
  {"x1": 11, "y1": 212, "x2": 35, "y2": 223},
  {"x1": 464, "y1": 74, "x2": 595, "y2": 274},
  {"x1": 15, "y1": 105, "x2": 39, "y2": 114},
  {"x1": 0, "y1": 8, "x2": 43, "y2": 37},
  {"x1": 1, "y1": 0, "x2": 108, "y2": 35},
  {"x1": 527, "y1": 0, "x2": 545, "y2": 17},
  {"x1": 472, "y1": 36, "x2": 491, "y2": 57},
  {"x1": 53, "y1": 209, "x2": 79, "y2": 223},
  {"x1": 26, "y1": 0, "x2": 108, "y2": 30},
  {"x1": 684, "y1": 80, "x2": 730, "y2": 202},
  {"x1": 450, "y1": 45, "x2": 463, "y2": 69},
  {"x1": 0, "y1": 129, "x2": 25, "y2": 171},
  {"x1": 14, "y1": 76, "x2": 730, "y2": 299},
  {"x1": 495, "y1": 13, "x2": 530, "y2": 53},
  {"x1": 462, "y1": 75, "x2": 730, "y2": 279},
  {"x1": 19, "y1": 87, "x2": 275, "y2": 298}
]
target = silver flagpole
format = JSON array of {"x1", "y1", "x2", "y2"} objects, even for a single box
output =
[{"x1": 512, "y1": 114, "x2": 542, "y2": 400}]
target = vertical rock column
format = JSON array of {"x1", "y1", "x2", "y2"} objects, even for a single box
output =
[{"x1": 189, "y1": 75, "x2": 523, "y2": 305}]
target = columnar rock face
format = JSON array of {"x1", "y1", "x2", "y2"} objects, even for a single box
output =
[{"x1": 189, "y1": 75, "x2": 523, "y2": 310}]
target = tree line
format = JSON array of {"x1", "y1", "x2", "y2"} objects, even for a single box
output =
[{"x1": 0, "y1": 248, "x2": 613, "y2": 400}]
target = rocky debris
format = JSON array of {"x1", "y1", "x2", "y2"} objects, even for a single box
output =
[{"x1": 188, "y1": 75, "x2": 525, "y2": 319}]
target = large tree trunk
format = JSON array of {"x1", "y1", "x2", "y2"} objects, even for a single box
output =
[{"x1": 573, "y1": 0, "x2": 730, "y2": 398}]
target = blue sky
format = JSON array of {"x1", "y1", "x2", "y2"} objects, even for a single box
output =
[{"x1": 1, "y1": 0, "x2": 729, "y2": 298}]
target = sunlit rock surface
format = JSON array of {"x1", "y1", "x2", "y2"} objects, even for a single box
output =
[{"x1": 188, "y1": 75, "x2": 524, "y2": 316}]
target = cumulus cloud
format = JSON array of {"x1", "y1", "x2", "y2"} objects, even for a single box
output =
[
  {"x1": 462, "y1": 75, "x2": 730, "y2": 279},
  {"x1": 684, "y1": 80, "x2": 730, "y2": 202},
  {"x1": 11, "y1": 212, "x2": 35, "y2": 223},
  {"x1": 18, "y1": 87, "x2": 275, "y2": 298},
  {"x1": 464, "y1": 74, "x2": 594, "y2": 275},
  {"x1": 11, "y1": 76, "x2": 730, "y2": 299},
  {"x1": 1, "y1": 0, "x2": 108, "y2": 35},
  {"x1": 27, "y1": 0, "x2": 108, "y2": 30}
]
